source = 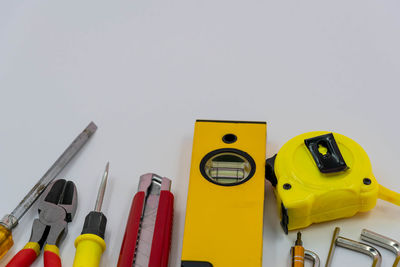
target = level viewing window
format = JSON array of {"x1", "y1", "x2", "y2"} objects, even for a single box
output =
[{"x1": 200, "y1": 149, "x2": 255, "y2": 186}]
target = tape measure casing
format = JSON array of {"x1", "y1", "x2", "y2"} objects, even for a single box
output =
[{"x1": 270, "y1": 131, "x2": 379, "y2": 232}]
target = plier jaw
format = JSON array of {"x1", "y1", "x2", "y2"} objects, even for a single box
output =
[
  {"x1": 6, "y1": 179, "x2": 78, "y2": 267},
  {"x1": 35, "y1": 179, "x2": 77, "y2": 246}
]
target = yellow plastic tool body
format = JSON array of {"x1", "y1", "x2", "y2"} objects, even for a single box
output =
[
  {"x1": 0, "y1": 225, "x2": 13, "y2": 259},
  {"x1": 181, "y1": 120, "x2": 266, "y2": 267},
  {"x1": 73, "y1": 234, "x2": 106, "y2": 267},
  {"x1": 272, "y1": 131, "x2": 400, "y2": 231}
]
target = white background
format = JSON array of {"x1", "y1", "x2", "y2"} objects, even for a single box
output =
[{"x1": 1, "y1": 0, "x2": 400, "y2": 266}]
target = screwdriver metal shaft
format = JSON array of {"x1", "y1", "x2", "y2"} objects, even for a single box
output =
[{"x1": 95, "y1": 162, "x2": 109, "y2": 212}]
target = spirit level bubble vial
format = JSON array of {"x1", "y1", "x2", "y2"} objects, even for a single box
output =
[{"x1": 181, "y1": 120, "x2": 266, "y2": 267}]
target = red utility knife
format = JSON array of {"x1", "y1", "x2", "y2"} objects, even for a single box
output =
[{"x1": 117, "y1": 173, "x2": 174, "y2": 267}]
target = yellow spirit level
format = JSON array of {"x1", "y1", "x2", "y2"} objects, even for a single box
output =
[
  {"x1": 181, "y1": 120, "x2": 266, "y2": 267},
  {"x1": 266, "y1": 131, "x2": 400, "y2": 233}
]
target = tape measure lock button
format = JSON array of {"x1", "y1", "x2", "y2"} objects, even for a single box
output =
[{"x1": 304, "y1": 133, "x2": 348, "y2": 173}]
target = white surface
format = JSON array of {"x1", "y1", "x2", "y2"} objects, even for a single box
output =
[{"x1": 1, "y1": 1, "x2": 400, "y2": 266}]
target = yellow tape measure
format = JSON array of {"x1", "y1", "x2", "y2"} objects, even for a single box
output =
[{"x1": 266, "y1": 131, "x2": 400, "y2": 233}]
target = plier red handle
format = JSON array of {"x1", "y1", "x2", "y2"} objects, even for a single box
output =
[
  {"x1": 6, "y1": 179, "x2": 77, "y2": 267},
  {"x1": 5, "y1": 242, "x2": 61, "y2": 267}
]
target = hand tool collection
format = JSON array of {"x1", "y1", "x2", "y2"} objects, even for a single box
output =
[
  {"x1": 180, "y1": 121, "x2": 400, "y2": 266},
  {"x1": 1, "y1": 120, "x2": 400, "y2": 267},
  {"x1": 0, "y1": 122, "x2": 96, "y2": 260},
  {"x1": 0, "y1": 122, "x2": 176, "y2": 267}
]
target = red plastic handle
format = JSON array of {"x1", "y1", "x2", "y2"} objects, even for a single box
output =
[
  {"x1": 117, "y1": 191, "x2": 145, "y2": 267},
  {"x1": 6, "y1": 248, "x2": 38, "y2": 267},
  {"x1": 44, "y1": 250, "x2": 61, "y2": 267},
  {"x1": 149, "y1": 190, "x2": 174, "y2": 267}
]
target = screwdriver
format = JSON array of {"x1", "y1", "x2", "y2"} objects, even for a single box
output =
[
  {"x1": 73, "y1": 162, "x2": 109, "y2": 267},
  {"x1": 291, "y1": 232, "x2": 305, "y2": 267},
  {"x1": 0, "y1": 122, "x2": 97, "y2": 260}
]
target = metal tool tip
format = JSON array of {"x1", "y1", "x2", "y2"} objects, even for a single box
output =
[
  {"x1": 295, "y1": 232, "x2": 303, "y2": 246},
  {"x1": 94, "y1": 162, "x2": 110, "y2": 212},
  {"x1": 87, "y1": 122, "x2": 98, "y2": 133}
]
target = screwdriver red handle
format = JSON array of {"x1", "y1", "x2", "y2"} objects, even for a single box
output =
[
  {"x1": 6, "y1": 242, "x2": 39, "y2": 267},
  {"x1": 148, "y1": 190, "x2": 174, "y2": 267}
]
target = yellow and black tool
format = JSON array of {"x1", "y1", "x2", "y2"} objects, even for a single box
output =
[
  {"x1": 73, "y1": 163, "x2": 109, "y2": 267},
  {"x1": 266, "y1": 131, "x2": 400, "y2": 233},
  {"x1": 181, "y1": 120, "x2": 266, "y2": 267}
]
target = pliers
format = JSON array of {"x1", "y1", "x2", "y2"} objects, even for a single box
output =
[{"x1": 6, "y1": 179, "x2": 77, "y2": 267}]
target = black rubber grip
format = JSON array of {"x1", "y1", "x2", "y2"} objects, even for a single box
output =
[{"x1": 81, "y1": 211, "x2": 107, "y2": 239}]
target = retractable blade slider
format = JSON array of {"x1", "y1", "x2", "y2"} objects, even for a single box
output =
[
  {"x1": 0, "y1": 121, "x2": 97, "y2": 259},
  {"x1": 117, "y1": 173, "x2": 174, "y2": 267}
]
